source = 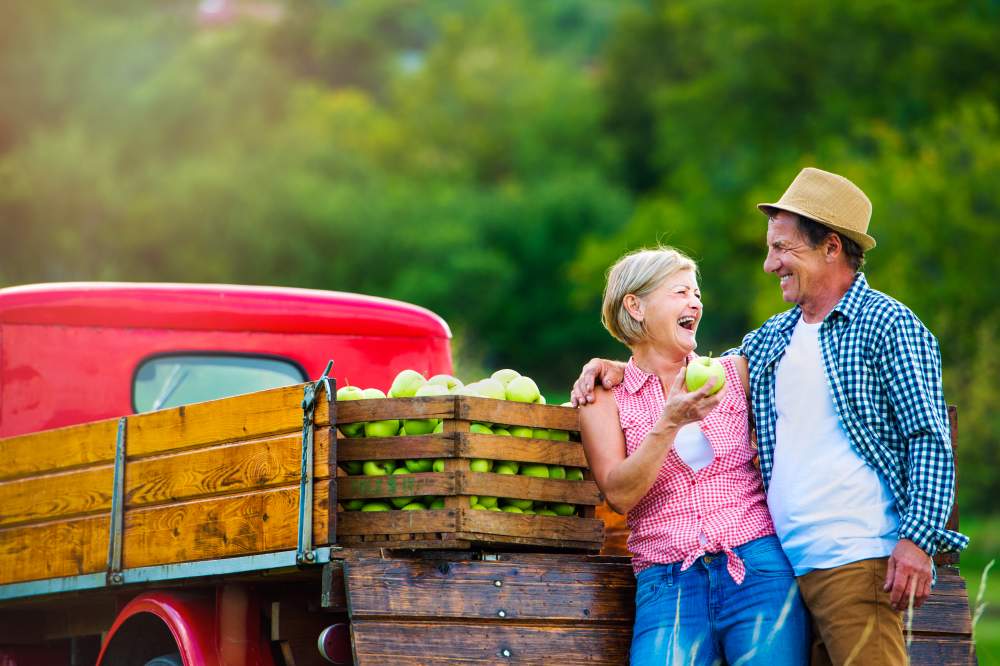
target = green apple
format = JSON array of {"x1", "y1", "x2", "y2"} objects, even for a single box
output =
[
  {"x1": 469, "y1": 495, "x2": 479, "y2": 507},
  {"x1": 566, "y1": 468, "x2": 585, "y2": 481},
  {"x1": 533, "y1": 428, "x2": 551, "y2": 440},
  {"x1": 469, "y1": 458, "x2": 493, "y2": 473},
  {"x1": 364, "y1": 418, "x2": 400, "y2": 438},
  {"x1": 361, "y1": 387, "x2": 387, "y2": 399},
  {"x1": 494, "y1": 462, "x2": 519, "y2": 475},
  {"x1": 551, "y1": 503, "x2": 576, "y2": 516},
  {"x1": 335, "y1": 385, "x2": 367, "y2": 437},
  {"x1": 504, "y1": 498, "x2": 533, "y2": 511},
  {"x1": 489, "y1": 506, "x2": 502, "y2": 512},
  {"x1": 427, "y1": 374, "x2": 463, "y2": 392},
  {"x1": 509, "y1": 426, "x2": 534, "y2": 438},
  {"x1": 520, "y1": 464, "x2": 550, "y2": 479},
  {"x1": 474, "y1": 378, "x2": 507, "y2": 400},
  {"x1": 404, "y1": 458, "x2": 434, "y2": 473},
  {"x1": 402, "y1": 383, "x2": 448, "y2": 435},
  {"x1": 433, "y1": 421, "x2": 444, "y2": 434},
  {"x1": 548, "y1": 429, "x2": 570, "y2": 441},
  {"x1": 429, "y1": 497, "x2": 445, "y2": 509},
  {"x1": 685, "y1": 356, "x2": 726, "y2": 395},
  {"x1": 432, "y1": 458, "x2": 445, "y2": 472},
  {"x1": 478, "y1": 495, "x2": 498, "y2": 509},
  {"x1": 454, "y1": 384, "x2": 482, "y2": 397},
  {"x1": 401, "y1": 502, "x2": 426, "y2": 510},
  {"x1": 490, "y1": 369, "x2": 521, "y2": 387},
  {"x1": 471, "y1": 503, "x2": 488, "y2": 510},
  {"x1": 361, "y1": 501, "x2": 392, "y2": 512},
  {"x1": 362, "y1": 460, "x2": 393, "y2": 476},
  {"x1": 505, "y1": 376, "x2": 540, "y2": 403},
  {"x1": 549, "y1": 465, "x2": 566, "y2": 480},
  {"x1": 469, "y1": 423, "x2": 494, "y2": 435},
  {"x1": 391, "y1": 496, "x2": 414, "y2": 509},
  {"x1": 342, "y1": 499, "x2": 365, "y2": 511},
  {"x1": 341, "y1": 461, "x2": 364, "y2": 475},
  {"x1": 493, "y1": 427, "x2": 512, "y2": 436},
  {"x1": 534, "y1": 394, "x2": 546, "y2": 404},
  {"x1": 501, "y1": 505, "x2": 523, "y2": 514},
  {"x1": 523, "y1": 509, "x2": 536, "y2": 515},
  {"x1": 536, "y1": 508, "x2": 558, "y2": 516},
  {"x1": 388, "y1": 369, "x2": 427, "y2": 397}
]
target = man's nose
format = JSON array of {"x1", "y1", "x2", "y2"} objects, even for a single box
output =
[{"x1": 763, "y1": 250, "x2": 779, "y2": 273}]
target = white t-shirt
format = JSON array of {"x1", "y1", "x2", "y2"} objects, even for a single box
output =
[
  {"x1": 767, "y1": 317, "x2": 899, "y2": 576},
  {"x1": 674, "y1": 423, "x2": 714, "y2": 473}
]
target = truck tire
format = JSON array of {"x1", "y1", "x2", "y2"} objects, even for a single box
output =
[{"x1": 144, "y1": 653, "x2": 183, "y2": 666}]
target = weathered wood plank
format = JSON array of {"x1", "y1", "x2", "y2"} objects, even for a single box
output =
[
  {"x1": 337, "y1": 397, "x2": 456, "y2": 424},
  {"x1": 337, "y1": 435, "x2": 456, "y2": 462},
  {"x1": 0, "y1": 515, "x2": 108, "y2": 585},
  {"x1": 343, "y1": 557, "x2": 635, "y2": 622},
  {"x1": 125, "y1": 429, "x2": 332, "y2": 508},
  {"x1": 458, "y1": 397, "x2": 579, "y2": 431},
  {"x1": 458, "y1": 435, "x2": 588, "y2": 467},
  {"x1": 0, "y1": 465, "x2": 113, "y2": 528},
  {"x1": 0, "y1": 418, "x2": 118, "y2": 481},
  {"x1": 122, "y1": 482, "x2": 331, "y2": 569},
  {"x1": 908, "y1": 634, "x2": 975, "y2": 666},
  {"x1": 336, "y1": 509, "x2": 459, "y2": 537},
  {"x1": 338, "y1": 473, "x2": 456, "y2": 500},
  {"x1": 350, "y1": 621, "x2": 629, "y2": 665},
  {"x1": 127, "y1": 383, "x2": 329, "y2": 458},
  {"x1": 459, "y1": 511, "x2": 604, "y2": 545},
  {"x1": 458, "y1": 472, "x2": 602, "y2": 506}
]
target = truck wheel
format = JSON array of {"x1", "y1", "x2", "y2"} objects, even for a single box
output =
[{"x1": 144, "y1": 653, "x2": 183, "y2": 666}]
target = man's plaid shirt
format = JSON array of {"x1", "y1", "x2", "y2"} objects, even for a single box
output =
[{"x1": 731, "y1": 273, "x2": 968, "y2": 556}]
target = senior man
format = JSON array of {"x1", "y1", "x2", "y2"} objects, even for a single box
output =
[{"x1": 571, "y1": 167, "x2": 967, "y2": 665}]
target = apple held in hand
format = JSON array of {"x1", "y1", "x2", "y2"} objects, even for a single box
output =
[{"x1": 685, "y1": 356, "x2": 726, "y2": 395}]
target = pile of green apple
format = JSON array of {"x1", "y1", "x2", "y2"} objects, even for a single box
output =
[{"x1": 337, "y1": 368, "x2": 582, "y2": 515}]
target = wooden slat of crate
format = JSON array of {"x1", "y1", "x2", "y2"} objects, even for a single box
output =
[
  {"x1": 338, "y1": 473, "x2": 456, "y2": 501},
  {"x1": 121, "y1": 481, "x2": 332, "y2": 569},
  {"x1": 350, "y1": 621, "x2": 630, "y2": 665},
  {"x1": 337, "y1": 435, "x2": 456, "y2": 462},
  {"x1": 458, "y1": 435, "x2": 587, "y2": 467},
  {"x1": 125, "y1": 428, "x2": 332, "y2": 508},
  {"x1": 0, "y1": 464, "x2": 113, "y2": 528},
  {"x1": 908, "y1": 635, "x2": 975, "y2": 666},
  {"x1": 127, "y1": 382, "x2": 329, "y2": 458},
  {"x1": 337, "y1": 509, "x2": 459, "y2": 537},
  {"x1": 458, "y1": 511, "x2": 603, "y2": 546},
  {"x1": 342, "y1": 556, "x2": 634, "y2": 622},
  {"x1": 458, "y1": 472, "x2": 601, "y2": 506},
  {"x1": 0, "y1": 515, "x2": 109, "y2": 585},
  {"x1": 0, "y1": 418, "x2": 119, "y2": 481},
  {"x1": 336, "y1": 397, "x2": 456, "y2": 425}
]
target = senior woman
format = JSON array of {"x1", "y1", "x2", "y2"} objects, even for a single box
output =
[{"x1": 579, "y1": 246, "x2": 808, "y2": 665}]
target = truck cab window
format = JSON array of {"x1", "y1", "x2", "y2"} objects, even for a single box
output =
[{"x1": 133, "y1": 354, "x2": 306, "y2": 412}]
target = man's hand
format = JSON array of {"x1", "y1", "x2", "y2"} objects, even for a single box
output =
[
  {"x1": 884, "y1": 538, "x2": 933, "y2": 611},
  {"x1": 655, "y1": 368, "x2": 724, "y2": 432},
  {"x1": 570, "y1": 358, "x2": 626, "y2": 406}
]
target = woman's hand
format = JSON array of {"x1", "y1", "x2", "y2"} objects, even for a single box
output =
[{"x1": 654, "y1": 368, "x2": 724, "y2": 433}]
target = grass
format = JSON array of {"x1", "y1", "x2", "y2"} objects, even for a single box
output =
[{"x1": 961, "y1": 514, "x2": 1000, "y2": 665}]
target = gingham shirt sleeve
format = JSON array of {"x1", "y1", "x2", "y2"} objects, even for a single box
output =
[{"x1": 877, "y1": 314, "x2": 966, "y2": 555}]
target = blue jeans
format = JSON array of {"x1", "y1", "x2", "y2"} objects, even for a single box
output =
[{"x1": 630, "y1": 535, "x2": 809, "y2": 665}]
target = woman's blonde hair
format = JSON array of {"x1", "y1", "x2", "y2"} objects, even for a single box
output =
[{"x1": 601, "y1": 246, "x2": 698, "y2": 346}]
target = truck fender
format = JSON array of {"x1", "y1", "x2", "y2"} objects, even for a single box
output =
[{"x1": 96, "y1": 591, "x2": 220, "y2": 666}]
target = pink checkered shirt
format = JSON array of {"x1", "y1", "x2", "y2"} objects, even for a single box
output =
[{"x1": 613, "y1": 356, "x2": 774, "y2": 583}]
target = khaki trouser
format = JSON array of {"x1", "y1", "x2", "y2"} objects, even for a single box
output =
[{"x1": 797, "y1": 557, "x2": 907, "y2": 666}]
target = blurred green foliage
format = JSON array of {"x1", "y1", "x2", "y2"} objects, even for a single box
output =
[{"x1": 0, "y1": 0, "x2": 997, "y2": 514}]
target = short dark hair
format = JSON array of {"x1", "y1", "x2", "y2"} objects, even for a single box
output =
[{"x1": 794, "y1": 215, "x2": 865, "y2": 272}]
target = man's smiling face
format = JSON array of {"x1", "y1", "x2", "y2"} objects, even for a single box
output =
[{"x1": 763, "y1": 211, "x2": 831, "y2": 308}]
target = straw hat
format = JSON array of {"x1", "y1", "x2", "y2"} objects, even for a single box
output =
[{"x1": 758, "y1": 167, "x2": 876, "y2": 251}]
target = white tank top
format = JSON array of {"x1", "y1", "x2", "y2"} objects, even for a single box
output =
[{"x1": 768, "y1": 317, "x2": 899, "y2": 575}]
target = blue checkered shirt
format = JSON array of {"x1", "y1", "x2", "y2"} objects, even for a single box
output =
[{"x1": 729, "y1": 273, "x2": 967, "y2": 556}]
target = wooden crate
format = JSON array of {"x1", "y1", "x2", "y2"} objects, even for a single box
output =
[{"x1": 335, "y1": 395, "x2": 605, "y2": 551}]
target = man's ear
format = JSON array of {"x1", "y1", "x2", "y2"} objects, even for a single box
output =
[{"x1": 825, "y1": 233, "x2": 843, "y2": 262}]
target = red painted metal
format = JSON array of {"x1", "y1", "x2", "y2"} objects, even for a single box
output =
[
  {"x1": 0, "y1": 282, "x2": 453, "y2": 437},
  {"x1": 97, "y1": 592, "x2": 274, "y2": 666}
]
